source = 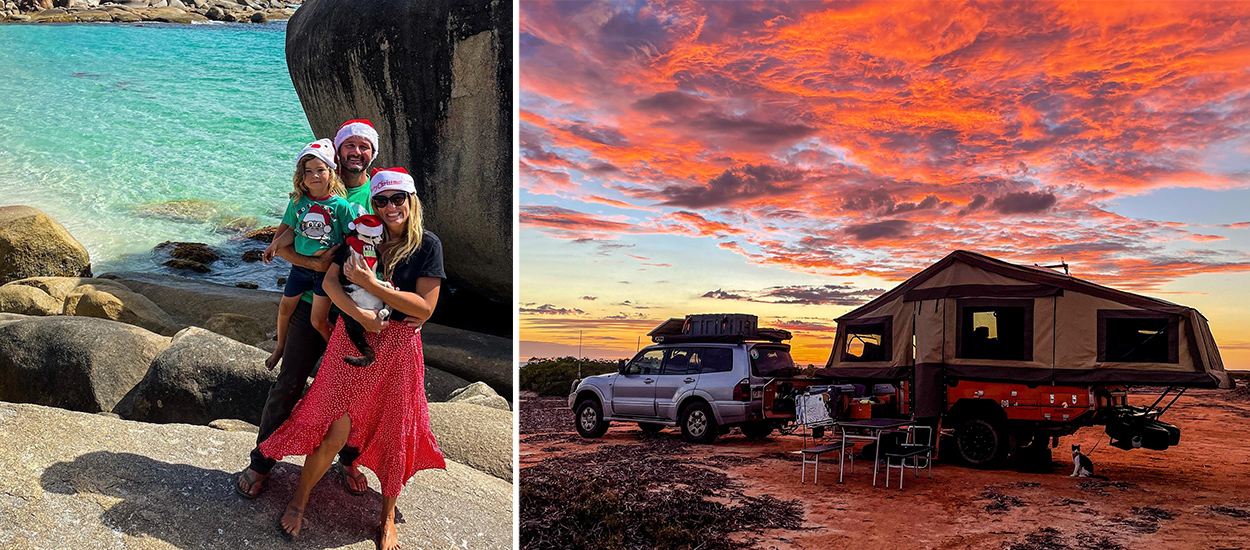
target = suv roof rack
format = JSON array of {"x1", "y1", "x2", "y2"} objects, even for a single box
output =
[{"x1": 648, "y1": 315, "x2": 792, "y2": 343}]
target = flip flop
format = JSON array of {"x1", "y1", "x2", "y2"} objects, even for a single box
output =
[
  {"x1": 235, "y1": 468, "x2": 266, "y2": 500},
  {"x1": 337, "y1": 462, "x2": 368, "y2": 496}
]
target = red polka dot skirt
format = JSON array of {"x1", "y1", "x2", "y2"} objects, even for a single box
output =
[{"x1": 260, "y1": 317, "x2": 446, "y2": 497}]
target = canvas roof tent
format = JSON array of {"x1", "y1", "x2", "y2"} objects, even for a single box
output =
[{"x1": 816, "y1": 250, "x2": 1231, "y2": 392}]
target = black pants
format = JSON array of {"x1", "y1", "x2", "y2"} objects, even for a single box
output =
[{"x1": 249, "y1": 300, "x2": 360, "y2": 474}]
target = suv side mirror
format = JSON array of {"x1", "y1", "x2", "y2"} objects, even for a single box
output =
[{"x1": 618, "y1": 359, "x2": 627, "y2": 374}]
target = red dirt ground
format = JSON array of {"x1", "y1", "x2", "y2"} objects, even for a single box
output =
[{"x1": 520, "y1": 390, "x2": 1250, "y2": 549}]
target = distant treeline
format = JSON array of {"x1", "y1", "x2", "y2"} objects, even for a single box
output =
[{"x1": 520, "y1": 357, "x2": 619, "y2": 397}]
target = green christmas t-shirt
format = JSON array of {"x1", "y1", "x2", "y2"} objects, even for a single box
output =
[
  {"x1": 298, "y1": 183, "x2": 372, "y2": 305},
  {"x1": 280, "y1": 194, "x2": 356, "y2": 257}
]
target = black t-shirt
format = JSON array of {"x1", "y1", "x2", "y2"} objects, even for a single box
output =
[{"x1": 334, "y1": 230, "x2": 445, "y2": 321}]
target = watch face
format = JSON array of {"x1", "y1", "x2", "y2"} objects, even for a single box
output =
[{"x1": 749, "y1": 349, "x2": 759, "y2": 360}]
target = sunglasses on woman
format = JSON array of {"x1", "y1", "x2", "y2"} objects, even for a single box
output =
[{"x1": 371, "y1": 191, "x2": 410, "y2": 209}]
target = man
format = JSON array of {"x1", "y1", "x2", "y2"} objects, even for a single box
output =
[{"x1": 237, "y1": 119, "x2": 381, "y2": 498}]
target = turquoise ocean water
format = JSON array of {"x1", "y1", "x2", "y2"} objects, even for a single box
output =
[{"x1": 0, "y1": 21, "x2": 312, "y2": 287}]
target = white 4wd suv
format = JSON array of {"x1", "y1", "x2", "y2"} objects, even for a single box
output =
[{"x1": 568, "y1": 341, "x2": 798, "y2": 443}]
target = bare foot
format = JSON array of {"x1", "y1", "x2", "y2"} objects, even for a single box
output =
[
  {"x1": 280, "y1": 503, "x2": 304, "y2": 540},
  {"x1": 265, "y1": 348, "x2": 283, "y2": 370},
  {"x1": 379, "y1": 518, "x2": 400, "y2": 550}
]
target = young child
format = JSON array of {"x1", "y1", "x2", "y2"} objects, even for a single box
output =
[{"x1": 263, "y1": 139, "x2": 357, "y2": 369}]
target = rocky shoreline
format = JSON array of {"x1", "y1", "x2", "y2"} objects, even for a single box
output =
[
  {"x1": 1, "y1": 0, "x2": 297, "y2": 24},
  {"x1": 0, "y1": 205, "x2": 513, "y2": 485}
]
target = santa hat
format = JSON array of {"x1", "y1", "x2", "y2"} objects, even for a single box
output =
[
  {"x1": 304, "y1": 203, "x2": 331, "y2": 224},
  {"x1": 334, "y1": 119, "x2": 379, "y2": 156},
  {"x1": 369, "y1": 167, "x2": 416, "y2": 197},
  {"x1": 296, "y1": 138, "x2": 337, "y2": 171},
  {"x1": 348, "y1": 214, "x2": 384, "y2": 238}
]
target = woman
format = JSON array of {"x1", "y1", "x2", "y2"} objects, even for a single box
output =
[{"x1": 259, "y1": 167, "x2": 446, "y2": 550}]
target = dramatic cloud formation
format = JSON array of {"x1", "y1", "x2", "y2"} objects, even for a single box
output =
[{"x1": 520, "y1": 1, "x2": 1250, "y2": 364}]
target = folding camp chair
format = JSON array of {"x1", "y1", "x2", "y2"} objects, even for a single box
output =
[{"x1": 883, "y1": 424, "x2": 934, "y2": 490}]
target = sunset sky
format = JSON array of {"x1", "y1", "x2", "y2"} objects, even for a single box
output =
[{"x1": 519, "y1": 0, "x2": 1250, "y2": 368}]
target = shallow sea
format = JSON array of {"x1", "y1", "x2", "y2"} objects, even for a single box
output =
[{"x1": 0, "y1": 21, "x2": 309, "y2": 288}]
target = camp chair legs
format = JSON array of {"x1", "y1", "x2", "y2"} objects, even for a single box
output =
[
  {"x1": 800, "y1": 442, "x2": 853, "y2": 486},
  {"x1": 883, "y1": 447, "x2": 934, "y2": 489}
]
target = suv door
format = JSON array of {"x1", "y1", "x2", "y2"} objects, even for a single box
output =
[
  {"x1": 612, "y1": 349, "x2": 663, "y2": 417},
  {"x1": 654, "y1": 347, "x2": 701, "y2": 420},
  {"x1": 693, "y1": 346, "x2": 739, "y2": 407}
]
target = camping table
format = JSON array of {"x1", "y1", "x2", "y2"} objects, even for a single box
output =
[{"x1": 837, "y1": 418, "x2": 915, "y2": 486}]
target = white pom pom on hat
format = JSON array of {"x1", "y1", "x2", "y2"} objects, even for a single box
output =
[
  {"x1": 334, "y1": 119, "x2": 380, "y2": 156},
  {"x1": 296, "y1": 138, "x2": 337, "y2": 171},
  {"x1": 368, "y1": 167, "x2": 417, "y2": 197}
]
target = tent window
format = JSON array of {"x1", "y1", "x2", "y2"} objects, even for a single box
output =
[
  {"x1": 957, "y1": 300, "x2": 1032, "y2": 361},
  {"x1": 1098, "y1": 311, "x2": 1178, "y2": 363},
  {"x1": 841, "y1": 317, "x2": 892, "y2": 362}
]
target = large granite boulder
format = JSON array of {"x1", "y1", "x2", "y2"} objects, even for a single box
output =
[
  {"x1": 427, "y1": 402, "x2": 511, "y2": 482},
  {"x1": 0, "y1": 284, "x2": 62, "y2": 316},
  {"x1": 421, "y1": 322, "x2": 512, "y2": 398},
  {"x1": 448, "y1": 381, "x2": 509, "y2": 411},
  {"x1": 99, "y1": 271, "x2": 280, "y2": 328},
  {"x1": 286, "y1": 0, "x2": 512, "y2": 304},
  {"x1": 0, "y1": 402, "x2": 513, "y2": 549},
  {"x1": 203, "y1": 312, "x2": 267, "y2": 346},
  {"x1": 62, "y1": 284, "x2": 179, "y2": 335},
  {"x1": 0, "y1": 206, "x2": 91, "y2": 286},
  {"x1": 127, "y1": 327, "x2": 276, "y2": 425},
  {"x1": 0, "y1": 316, "x2": 169, "y2": 415},
  {"x1": 425, "y1": 366, "x2": 473, "y2": 402},
  {"x1": 5, "y1": 276, "x2": 130, "y2": 301}
]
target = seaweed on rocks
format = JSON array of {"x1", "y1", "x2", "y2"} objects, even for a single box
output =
[{"x1": 521, "y1": 435, "x2": 803, "y2": 550}]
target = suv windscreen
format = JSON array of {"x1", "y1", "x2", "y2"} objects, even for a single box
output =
[
  {"x1": 625, "y1": 350, "x2": 663, "y2": 375},
  {"x1": 750, "y1": 347, "x2": 797, "y2": 377}
]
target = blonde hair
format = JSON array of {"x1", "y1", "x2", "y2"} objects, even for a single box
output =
[
  {"x1": 290, "y1": 154, "x2": 346, "y2": 202},
  {"x1": 379, "y1": 192, "x2": 425, "y2": 281}
]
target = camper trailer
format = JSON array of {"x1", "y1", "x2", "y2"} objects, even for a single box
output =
[{"x1": 813, "y1": 250, "x2": 1232, "y2": 466}]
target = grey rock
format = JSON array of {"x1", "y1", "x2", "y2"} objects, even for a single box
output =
[
  {"x1": 62, "y1": 283, "x2": 178, "y2": 335},
  {"x1": 287, "y1": 0, "x2": 512, "y2": 303},
  {"x1": 425, "y1": 365, "x2": 472, "y2": 402},
  {"x1": 7, "y1": 276, "x2": 129, "y2": 301},
  {"x1": 0, "y1": 206, "x2": 92, "y2": 286},
  {"x1": 0, "y1": 312, "x2": 29, "y2": 327},
  {"x1": 248, "y1": 9, "x2": 263, "y2": 22},
  {"x1": 0, "y1": 402, "x2": 513, "y2": 549},
  {"x1": 127, "y1": 327, "x2": 276, "y2": 425},
  {"x1": 99, "y1": 271, "x2": 280, "y2": 328},
  {"x1": 0, "y1": 283, "x2": 61, "y2": 316},
  {"x1": 202, "y1": 4, "x2": 220, "y2": 18},
  {"x1": 101, "y1": 272, "x2": 511, "y2": 396},
  {"x1": 167, "y1": 0, "x2": 182, "y2": 7},
  {"x1": 0, "y1": 316, "x2": 169, "y2": 415},
  {"x1": 203, "y1": 312, "x2": 266, "y2": 345},
  {"x1": 428, "y1": 402, "x2": 512, "y2": 482},
  {"x1": 421, "y1": 323, "x2": 512, "y2": 398},
  {"x1": 448, "y1": 381, "x2": 510, "y2": 411},
  {"x1": 207, "y1": 418, "x2": 258, "y2": 432}
]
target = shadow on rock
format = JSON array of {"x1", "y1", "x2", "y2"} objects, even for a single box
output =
[{"x1": 40, "y1": 451, "x2": 405, "y2": 549}]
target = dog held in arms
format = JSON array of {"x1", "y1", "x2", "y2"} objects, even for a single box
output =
[{"x1": 340, "y1": 214, "x2": 392, "y2": 366}]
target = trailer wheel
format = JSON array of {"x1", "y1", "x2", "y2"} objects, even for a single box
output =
[
  {"x1": 679, "y1": 401, "x2": 719, "y2": 444},
  {"x1": 574, "y1": 399, "x2": 610, "y2": 438},
  {"x1": 956, "y1": 417, "x2": 1008, "y2": 468},
  {"x1": 739, "y1": 422, "x2": 774, "y2": 439},
  {"x1": 638, "y1": 422, "x2": 665, "y2": 434}
]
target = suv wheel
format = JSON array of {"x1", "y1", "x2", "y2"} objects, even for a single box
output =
[
  {"x1": 740, "y1": 422, "x2": 774, "y2": 440},
  {"x1": 574, "y1": 399, "x2": 609, "y2": 438},
  {"x1": 679, "y1": 401, "x2": 718, "y2": 444},
  {"x1": 956, "y1": 417, "x2": 1008, "y2": 468},
  {"x1": 638, "y1": 422, "x2": 664, "y2": 434}
]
